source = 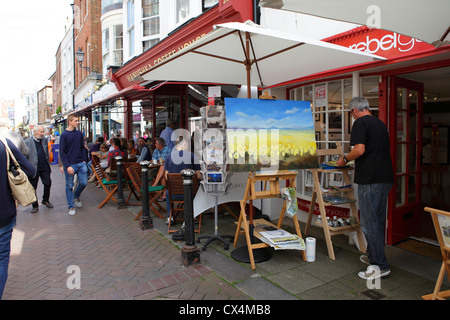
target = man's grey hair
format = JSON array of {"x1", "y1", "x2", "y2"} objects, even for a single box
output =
[
  {"x1": 33, "y1": 125, "x2": 45, "y2": 133},
  {"x1": 349, "y1": 97, "x2": 370, "y2": 112}
]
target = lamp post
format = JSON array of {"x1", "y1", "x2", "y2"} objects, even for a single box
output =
[{"x1": 75, "y1": 47, "x2": 90, "y2": 73}]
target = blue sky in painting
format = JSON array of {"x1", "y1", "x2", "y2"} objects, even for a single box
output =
[{"x1": 225, "y1": 98, "x2": 314, "y2": 130}]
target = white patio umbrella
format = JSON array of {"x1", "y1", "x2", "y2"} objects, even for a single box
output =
[
  {"x1": 259, "y1": 0, "x2": 450, "y2": 46},
  {"x1": 139, "y1": 21, "x2": 385, "y2": 97}
]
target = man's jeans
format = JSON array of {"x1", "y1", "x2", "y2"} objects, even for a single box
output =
[
  {"x1": 64, "y1": 163, "x2": 88, "y2": 210},
  {"x1": 358, "y1": 183, "x2": 393, "y2": 271},
  {"x1": 0, "y1": 217, "x2": 16, "y2": 299}
]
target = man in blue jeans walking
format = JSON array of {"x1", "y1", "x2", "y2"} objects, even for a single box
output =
[
  {"x1": 59, "y1": 115, "x2": 88, "y2": 216},
  {"x1": 337, "y1": 97, "x2": 394, "y2": 280}
]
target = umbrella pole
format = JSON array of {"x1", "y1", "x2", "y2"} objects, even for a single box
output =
[{"x1": 246, "y1": 31, "x2": 251, "y2": 99}]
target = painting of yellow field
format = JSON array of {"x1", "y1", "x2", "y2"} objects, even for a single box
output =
[{"x1": 225, "y1": 98, "x2": 318, "y2": 172}]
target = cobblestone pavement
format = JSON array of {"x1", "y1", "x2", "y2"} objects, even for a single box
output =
[{"x1": 3, "y1": 166, "x2": 449, "y2": 305}]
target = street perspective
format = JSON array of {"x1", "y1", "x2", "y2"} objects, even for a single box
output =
[{"x1": 1, "y1": 0, "x2": 450, "y2": 312}]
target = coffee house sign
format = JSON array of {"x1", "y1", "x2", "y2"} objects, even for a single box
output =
[{"x1": 126, "y1": 33, "x2": 207, "y2": 82}]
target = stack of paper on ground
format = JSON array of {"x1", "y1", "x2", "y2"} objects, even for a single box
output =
[{"x1": 259, "y1": 229, "x2": 305, "y2": 250}]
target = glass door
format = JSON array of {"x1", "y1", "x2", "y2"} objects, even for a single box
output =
[{"x1": 387, "y1": 77, "x2": 423, "y2": 244}]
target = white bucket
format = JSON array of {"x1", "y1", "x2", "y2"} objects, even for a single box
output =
[{"x1": 306, "y1": 237, "x2": 316, "y2": 262}]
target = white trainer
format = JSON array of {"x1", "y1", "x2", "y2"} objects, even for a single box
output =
[
  {"x1": 69, "y1": 207, "x2": 76, "y2": 216},
  {"x1": 74, "y1": 198, "x2": 82, "y2": 208}
]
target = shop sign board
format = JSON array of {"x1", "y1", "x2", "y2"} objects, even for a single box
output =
[{"x1": 331, "y1": 29, "x2": 435, "y2": 59}]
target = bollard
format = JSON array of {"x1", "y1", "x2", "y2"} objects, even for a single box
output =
[
  {"x1": 139, "y1": 161, "x2": 153, "y2": 230},
  {"x1": 115, "y1": 156, "x2": 127, "y2": 209},
  {"x1": 180, "y1": 169, "x2": 200, "y2": 266}
]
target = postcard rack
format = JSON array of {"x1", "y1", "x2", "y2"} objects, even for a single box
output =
[
  {"x1": 304, "y1": 143, "x2": 366, "y2": 260},
  {"x1": 233, "y1": 171, "x2": 306, "y2": 270}
]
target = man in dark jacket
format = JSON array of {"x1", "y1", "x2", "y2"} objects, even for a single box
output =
[
  {"x1": 25, "y1": 125, "x2": 53, "y2": 213},
  {"x1": 0, "y1": 138, "x2": 35, "y2": 299}
]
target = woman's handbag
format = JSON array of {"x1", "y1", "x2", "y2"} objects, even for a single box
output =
[{"x1": 0, "y1": 137, "x2": 37, "y2": 207}]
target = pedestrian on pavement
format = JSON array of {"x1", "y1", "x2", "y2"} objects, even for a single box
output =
[
  {"x1": 0, "y1": 122, "x2": 29, "y2": 156},
  {"x1": 59, "y1": 115, "x2": 88, "y2": 216},
  {"x1": 337, "y1": 97, "x2": 394, "y2": 280},
  {"x1": 0, "y1": 138, "x2": 35, "y2": 299},
  {"x1": 25, "y1": 125, "x2": 53, "y2": 213},
  {"x1": 160, "y1": 119, "x2": 175, "y2": 149}
]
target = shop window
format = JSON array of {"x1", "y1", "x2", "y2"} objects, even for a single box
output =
[
  {"x1": 143, "y1": 38, "x2": 160, "y2": 51},
  {"x1": 176, "y1": 0, "x2": 190, "y2": 24},
  {"x1": 113, "y1": 25, "x2": 123, "y2": 66},
  {"x1": 289, "y1": 76, "x2": 379, "y2": 198},
  {"x1": 143, "y1": 16, "x2": 160, "y2": 37},
  {"x1": 143, "y1": 0, "x2": 160, "y2": 37}
]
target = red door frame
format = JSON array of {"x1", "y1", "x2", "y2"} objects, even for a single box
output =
[{"x1": 387, "y1": 76, "x2": 424, "y2": 245}]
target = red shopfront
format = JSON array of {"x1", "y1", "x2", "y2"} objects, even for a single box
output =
[
  {"x1": 109, "y1": 0, "x2": 256, "y2": 140},
  {"x1": 281, "y1": 26, "x2": 450, "y2": 245}
]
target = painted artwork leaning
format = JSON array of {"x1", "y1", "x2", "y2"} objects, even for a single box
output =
[{"x1": 225, "y1": 98, "x2": 318, "y2": 172}]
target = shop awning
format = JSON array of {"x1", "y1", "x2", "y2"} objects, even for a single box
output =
[
  {"x1": 70, "y1": 84, "x2": 156, "y2": 116},
  {"x1": 259, "y1": 0, "x2": 450, "y2": 46}
]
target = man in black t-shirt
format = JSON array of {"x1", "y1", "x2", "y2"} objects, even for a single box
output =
[{"x1": 337, "y1": 97, "x2": 394, "y2": 280}]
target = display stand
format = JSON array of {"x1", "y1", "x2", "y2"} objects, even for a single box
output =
[
  {"x1": 304, "y1": 143, "x2": 366, "y2": 260},
  {"x1": 197, "y1": 184, "x2": 234, "y2": 250},
  {"x1": 422, "y1": 207, "x2": 450, "y2": 300},
  {"x1": 232, "y1": 171, "x2": 306, "y2": 270},
  {"x1": 196, "y1": 101, "x2": 234, "y2": 251}
]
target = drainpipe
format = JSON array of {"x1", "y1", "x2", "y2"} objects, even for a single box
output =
[{"x1": 352, "y1": 72, "x2": 360, "y2": 98}]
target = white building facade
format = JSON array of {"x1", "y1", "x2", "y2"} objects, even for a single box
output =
[{"x1": 61, "y1": 21, "x2": 75, "y2": 114}]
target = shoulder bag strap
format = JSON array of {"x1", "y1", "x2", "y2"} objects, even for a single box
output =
[{"x1": 0, "y1": 136, "x2": 19, "y2": 169}]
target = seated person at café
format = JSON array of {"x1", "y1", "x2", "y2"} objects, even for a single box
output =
[
  {"x1": 88, "y1": 143, "x2": 109, "y2": 182},
  {"x1": 128, "y1": 139, "x2": 138, "y2": 159},
  {"x1": 120, "y1": 138, "x2": 129, "y2": 154},
  {"x1": 91, "y1": 144, "x2": 109, "y2": 168},
  {"x1": 136, "y1": 137, "x2": 152, "y2": 162},
  {"x1": 149, "y1": 137, "x2": 173, "y2": 193},
  {"x1": 153, "y1": 137, "x2": 200, "y2": 224},
  {"x1": 107, "y1": 137, "x2": 127, "y2": 167},
  {"x1": 152, "y1": 137, "x2": 171, "y2": 164}
]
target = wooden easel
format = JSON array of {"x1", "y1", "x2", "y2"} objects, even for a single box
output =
[
  {"x1": 233, "y1": 170, "x2": 306, "y2": 270},
  {"x1": 304, "y1": 143, "x2": 366, "y2": 260},
  {"x1": 422, "y1": 207, "x2": 450, "y2": 300}
]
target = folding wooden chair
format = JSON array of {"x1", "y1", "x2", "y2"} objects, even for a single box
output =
[
  {"x1": 122, "y1": 161, "x2": 141, "y2": 205},
  {"x1": 422, "y1": 207, "x2": 450, "y2": 300},
  {"x1": 92, "y1": 163, "x2": 119, "y2": 209},
  {"x1": 91, "y1": 154, "x2": 100, "y2": 165},
  {"x1": 126, "y1": 165, "x2": 166, "y2": 220},
  {"x1": 166, "y1": 173, "x2": 201, "y2": 234}
]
